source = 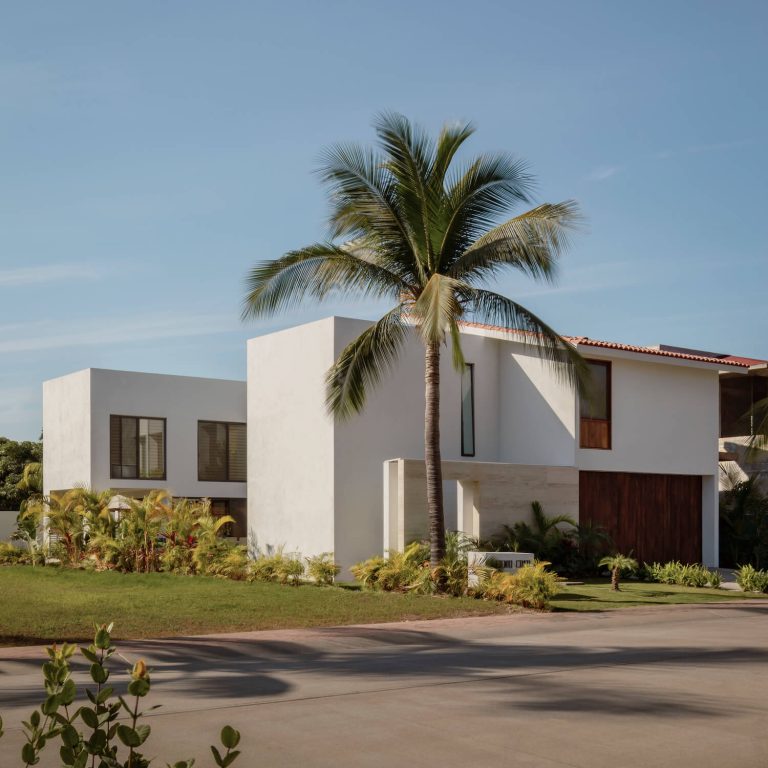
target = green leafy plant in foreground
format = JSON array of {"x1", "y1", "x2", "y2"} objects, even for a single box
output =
[{"x1": 0, "y1": 623, "x2": 241, "y2": 768}]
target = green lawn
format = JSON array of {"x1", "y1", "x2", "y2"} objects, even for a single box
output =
[
  {"x1": 0, "y1": 567, "x2": 504, "y2": 645},
  {"x1": 552, "y1": 579, "x2": 767, "y2": 611},
  {"x1": 1, "y1": 568, "x2": 764, "y2": 645}
]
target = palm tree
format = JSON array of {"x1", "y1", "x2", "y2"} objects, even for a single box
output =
[
  {"x1": 599, "y1": 553, "x2": 638, "y2": 591},
  {"x1": 492, "y1": 500, "x2": 576, "y2": 558},
  {"x1": 242, "y1": 113, "x2": 588, "y2": 570}
]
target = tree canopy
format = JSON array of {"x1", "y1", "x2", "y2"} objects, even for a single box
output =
[{"x1": 0, "y1": 436, "x2": 43, "y2": 511}]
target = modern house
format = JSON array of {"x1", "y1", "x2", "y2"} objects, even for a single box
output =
[
  {"x1": 43, "y1": 368, "x2": 248, "y2": 536},
  {"x1": 248, "y1": 316, "x2": 749, "y2": 573},
  {"x1": 42, "y1": 317, "x2": 762, "y2": 573}
]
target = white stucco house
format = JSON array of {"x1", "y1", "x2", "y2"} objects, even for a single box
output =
[
  {"x1": 247, "y1": 316, "x2": 752, "y2": 573},
  {"x1": 43, "y1": 368, "x2": 248, "y2": 536},
  {"x1": 42, "y1": 316, "x2": 761, "y2": 572}
]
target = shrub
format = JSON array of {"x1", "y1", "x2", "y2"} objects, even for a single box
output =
[
  {"x1": 306, "y1": 552, "x2": 341, "y2": 585},
  {"x1": 736, "y1": 564, "x2": 768, "y2": 593},
  {"x1": 643, "y1": 561, "x2": 721, "y2": 589},
  {"x1": 478, "y1": 561, "x2": 559, "y2": 609},
  {"x1": 0, "y1": 623, "x2": 242, "y2": 768},
  {"x1": 248, "y1": 551, "x2": 305, "y2": 585},
  {"x1": 207, "y1": 544, "x2": 250, "y2": 580},
  {"x1": 0, "y1": 542, "x2": 28, "y2": 565},
  {"x1": 351, "y1": 541, "x2": 429, "y2": 592}
]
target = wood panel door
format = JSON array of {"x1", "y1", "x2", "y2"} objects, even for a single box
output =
[{"x1": 579, "y1": 471, "x2": 702, "y2": 564}]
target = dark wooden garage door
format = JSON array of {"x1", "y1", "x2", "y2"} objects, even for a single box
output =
[{"x1": 579, "y1": 471, "x2": 702, "y2": 564}]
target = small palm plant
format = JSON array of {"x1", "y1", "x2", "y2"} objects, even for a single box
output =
[{"x1": 599, "y1": 553, "x2": 638, "y2": 591}]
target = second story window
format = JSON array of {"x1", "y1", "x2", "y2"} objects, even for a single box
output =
[
  {"x1": 110, "y1": 415, "x2": 166, "y2": 480},
  {"x1": 580, "y1": 360, "x2": 611, "y2": 449},
  {"x1": 461, "y1": 363, "x2": 475, "y2": 456},
  {"x1": 198, "y1": 421, "x2": 247, "y2": 482},
  {"x1": 721, "y1": 375, "x2": 768, "y2": 438}
]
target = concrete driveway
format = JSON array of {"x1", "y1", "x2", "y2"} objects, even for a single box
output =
[{"x1": 1, "y1": 601, "x2": 767, "y2": 767}]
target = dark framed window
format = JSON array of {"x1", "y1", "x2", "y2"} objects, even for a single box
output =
[
  {"x1": 198, "y1": 421, "x2": 247, "y2": 482},
  {"x1": 721, "y1": 375, "x2": 768, "y2": 438},
  {"x1": 580, "y1": 360, "x2": 611, "y2": 449},
  {"x1": 461, "y1": 363, "x2": 475, "y2": 457},
  {"x1": 110, "y1": 415, "x2": 166, "y2": 480}
]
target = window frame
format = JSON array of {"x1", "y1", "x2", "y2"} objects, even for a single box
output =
[
  {"x1": 461, "y1": 363, "x2": 476, "y2": 457},
  {"x1": 579, "y1": 359, "x2": 612, "y2": 450},
  {"x1": 197, "y1": 420, "x2": 247, "y2": 483},
  {"x1": 109, "y1": 414, "x2": 167, "y2": 481}
]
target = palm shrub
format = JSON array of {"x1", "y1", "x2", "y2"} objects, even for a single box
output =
[
  {"x1": 248, "y1": 550, "x2": 306, "y2": 585},
  {"x1": 719, "y1": 466, "x2": 768, "y2": 568},
  {"x1": 736, "y1": 564, "x2": 768, "y2": 593},
  {"x1": 242, "y1": 113, "x2": 588, "y2": 573},
  {"x1": 191, "y1": 513, "x2": 236, "y2": 574},
  {"x1": 599, "y1": 553, "x2": 638, "y2": 591},
  {"x1": 1, "y1": 623, "x2": 241, "y2": 768},
  {"x1": 478, "y1": 562, "x2": 559, "y2": 609},
  {"x1": 352, "y1": 541, "x2": 430, "y2": 592},
  {"x1": 643, "y1": 560, "x2": 721, "y2": 588},
  {"x1": 206, "y1": 544, "x2": 249, "y2": 580},
  {"x1": 306, "y1": 552, "x2": 341, "y2": 585},
  {"x1": 490, "y1": 501, "x2": 578, "y2": 571}
]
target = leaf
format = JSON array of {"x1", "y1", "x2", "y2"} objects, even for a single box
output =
[
  {"x1": 220, "y1": 725, "x2": 240, "y2": 749},
  {"x1": 79, "y1": 647, "x2": 99, "y2": 664},
  {"x1": 211, "y1": 745, "x2": 224, "y2": 767},
  {"x1": 116, "y1": 724, "x2": 142, "y2": 748},
  {"x1": 80, "y1": 707, "x2": 99, "y2": 729},
  {"x1": 21, "y1": 742, "x2": 38, "y2": 765},
  {"x1": 221, "y1": 750, "x2": 241, "y2": 767},
  {"x1": 94, "y1": 627, "x2": 111, "y2": 650},
  {"x1": 41, "y1": 694, "x2": 59, "y2": 716},
  {"x1": 62, "y1": 724, "x2": 81, "y2": 748},
  {"x1": 135, "y1": 723, "x2": 151, "y2": 745},
  {"x1": 89, "y1": 663, "x2": 109, "y2": 684}
]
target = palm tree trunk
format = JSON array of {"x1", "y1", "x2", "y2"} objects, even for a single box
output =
[
  {"x1": 611, "y1": 566, "x2": 620, "y2": 591},
  {"x1": 424, "y1": 341, "x2": 446, "y2": 571}
]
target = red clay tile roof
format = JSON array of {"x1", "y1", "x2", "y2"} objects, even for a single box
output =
[
  {"x1": 563, "y1": 337, "x2": 751, "y2": 367},
  {"x1": 459, "y1": 321, "x2": 751, "y2": 368}
]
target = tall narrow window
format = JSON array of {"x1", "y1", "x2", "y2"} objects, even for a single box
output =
[
  {"x1": 580, "y1": 360, "x2": 611, "y2": 449},
  {"x1": 110, "y1": 415, "x2": 166, "y2": 479},
  {"x1": 198, "y1": 421, "x2": 247, "y2": 482},
  {"x1": 461, "y1": 363, "x2": 475, "y2": 457}
]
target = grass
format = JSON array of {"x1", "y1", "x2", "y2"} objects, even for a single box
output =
[
  {"x1": 551, "y1": 579, "x2": 768, "y2": 611},
  {"x1": 2, "y1": 568, "x2": 765, "y2": 645},
  {"x1": 0, "y1": 566, "x2": 504, "y2": 645}
]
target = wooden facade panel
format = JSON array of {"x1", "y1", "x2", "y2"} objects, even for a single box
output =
[
  {"x1": 579, "y1": 471, "x2": 702, "y2": 564},
  {"x1": 579, "y1": 419, "x2": 611, "y2": 449}
]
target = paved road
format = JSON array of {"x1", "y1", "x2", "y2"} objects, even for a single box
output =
[{"x1": 1, "y1": 602, "x2": 767, "y2": 767}]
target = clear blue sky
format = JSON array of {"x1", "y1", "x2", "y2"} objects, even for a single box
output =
[{"x1": 2, "y1": 1, "x2": 767, "y2": 440}]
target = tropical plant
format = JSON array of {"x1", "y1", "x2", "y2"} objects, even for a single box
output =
[
  {"x1": 478, "y1": 561, "x2": 559, "y2": 608},
  {"x1": 0, "y1": 622, "x2": 241, "y2": 768},
  {"x1": 306, "y1": 552, "x2": 341, "y2": 585},
  {"x1": 719, "y1": 464, "x2": 768, "y2": 568},
  {"x1": 735, "y1": 563, "x2": 768, "y2": 593},
  {"x1": 191, "y1": 512, "x2": 237, "y2": 574},
  {"x1": 599, "y1": 553, "x2": 638, "y2": 591},
  {"x1": 491, "y1": 501, "x2": 577, "y2": 564},
  {"x1": 242, "y1": 113, "x2": 588, "y2": 573},
  {"x1": 643, "y1": 560, "x2": 721, "y2": 588},
  {"x1": 0, "y1": 436, "x2": 42, "y2": 511}
]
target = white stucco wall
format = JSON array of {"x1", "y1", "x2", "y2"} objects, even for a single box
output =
[
  {"x1": 247, "y1": 319, "x2": 337, "y2": 558},
  {"x1": 43, "y1": 369, "x2": 247, "y2": 499},
  {"x1": 575, "y1": 352, "x2": 720, "y2": 476},
  {"x1": 496, "y1": 342, "x2": 576, "y2": 467},
  {"x1": 43, "y1": 369, "x2": 91, "y2": 496}
]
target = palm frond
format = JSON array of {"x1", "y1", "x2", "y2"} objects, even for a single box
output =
[
  {"x1": 374, "y1": 111, "x2": 435, "y2": 272},
  {"x1": 411, "y1": 273, "x2": 464, "y2": 346},
  {"x1": 449, "y1": 201, "x2": 582, "y2": 283},
  {"x1": 438, "y1": 153, "x2": 535, "y2": 265},
  {"x1": 326, "y1": 306, "x2": 409, "y2": 419},
  {"x1": 460, "y1": 286, "x2": 589, "y2": 393},
  {"x1": 242, "y1": 244, "x2": 408, "y2": 319}
]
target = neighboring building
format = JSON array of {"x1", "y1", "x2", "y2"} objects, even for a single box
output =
[
  {"x1": 248, "y1": 316, "x2": 747, "y2": 573},
  {"x1": 42, "y1": 369, "x2": 248, "y2": 536}
]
